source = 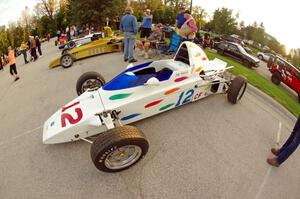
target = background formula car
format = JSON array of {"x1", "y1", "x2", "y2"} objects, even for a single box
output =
[
  {"x1": 43, "y1": 42, "x2": 247, "y2": 172},
  {"x1": 50, "y1": 26, "x2": 122, "y2": 69},
  {"x1": 58, "y1": 32, "x2": 104, "y2": 50}
]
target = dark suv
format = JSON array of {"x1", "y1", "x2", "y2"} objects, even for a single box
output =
[{"x1": 215, "y1": 41, "x2": 260, "y2": 68}]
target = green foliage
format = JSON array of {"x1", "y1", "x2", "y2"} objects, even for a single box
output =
[
  {"x1": 0, "y1": 26, "x2": 9, "y2": 54},
  {"x1": 210, "y1": 8, "x2": 238, "y2": 34}
]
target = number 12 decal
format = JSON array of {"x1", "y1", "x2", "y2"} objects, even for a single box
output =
[
  {"x1": 176, "y1": 89, "x2": 194, "y2": 106},
  {"x1": 61, "y1": 101, "x2": 83, "y2": 128}
]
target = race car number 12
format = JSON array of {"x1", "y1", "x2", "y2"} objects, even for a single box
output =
[
  {"x1": 61, "y1": 101, "x2": 83, "y2": 128},
  {"x1": 176, "y1": 89, "x2": 194, "y2": 106}
]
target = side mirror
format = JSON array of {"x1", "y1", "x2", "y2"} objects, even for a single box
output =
[{"x1": 145, "y1": 77, "x2": 160, "y2": 86}]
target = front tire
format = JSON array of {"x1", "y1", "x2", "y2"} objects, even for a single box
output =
[
  {"x1": 258, "y1": 55, "x2": 263, "y2": 60},
  {"x1": 90, "y1": 126, "x2": 149, "y2": 173},
  {"x1": 227, "y1": 76, "x2": 247, "y2": 104},
  {"x1": 60, "y1": 53, "x2": 74, "y2": 68},
  {"x1": 271, "y1": 73, "x2": 281, "y2": 85},
  {"x1": 76, "y1": 71, "x2": 106, "y2": 96}
]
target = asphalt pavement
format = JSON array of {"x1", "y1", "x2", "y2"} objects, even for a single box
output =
[{"x1": 0, "y1": 40, "x2": 298, "y2": 199}]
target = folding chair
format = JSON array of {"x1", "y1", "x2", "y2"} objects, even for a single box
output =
[{"x1": 156, "y1": 33, "x2": 182, "y2": 58}]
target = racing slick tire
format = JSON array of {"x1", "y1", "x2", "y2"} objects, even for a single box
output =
[
  {"x1": 76, "y1": 71, "x2": 106, "y2": 96},
  {"x1": 227, "y1": 76, "x2": 247, "y2": 104},
  {"x1": 90, "y1": 125, "x2": 149, "y2": 172},
  {"x1": 60, "y1": 53, "x2": 74, "y2": 68},
  {"x1": 271, "y1": 73, "x2": 282, "y2": 85}
]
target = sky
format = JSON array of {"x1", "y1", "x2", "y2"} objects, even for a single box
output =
[{"x1": 0, "y1": 0, "x2": 299, "y2": 50}]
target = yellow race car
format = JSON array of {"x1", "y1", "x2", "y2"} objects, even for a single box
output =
[{"x1": 49, "y1": 27, "x2": 123, "y2": 69}]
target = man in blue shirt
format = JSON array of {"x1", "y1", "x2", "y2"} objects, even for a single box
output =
[
  {"x1": 175, "y1": 7, "x2": 186, "y2": 29},
  {"x1": 140, "y1": 9, "x2": 153, "y2": 39},
  {"x1": 120, "y1": 7, "x2": 138, "y2": 63}
]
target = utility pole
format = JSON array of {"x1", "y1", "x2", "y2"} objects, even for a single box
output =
[{"x1": 190, "y1": 0, "x2": 193, "y2": 13}]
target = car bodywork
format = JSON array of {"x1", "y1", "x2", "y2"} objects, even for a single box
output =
[
  {"x1": 49, "y1": 36, "x2": 123, "y2": 68},
  {"x1": 269, "y1": 56, "x2": 300, "y2": 100},
  {"x1": 43, "y1": 41, "x2": 240, "y2": 144},
  {"x1": 257, "y1": 52, "x2": 275, "y2": 62},
  {"x1": 215, "y1": 41, "x2": 260, "y2": 67}
]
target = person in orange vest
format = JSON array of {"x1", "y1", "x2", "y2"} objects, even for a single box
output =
[{"x1": 8, "y1": 46, "x2": 20, "y2": 81}]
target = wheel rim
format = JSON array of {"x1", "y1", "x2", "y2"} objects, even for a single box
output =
[
  {"x1": 104, "y1": 145, "x2": 142, "y2": 170},
  {"x1": 237, "y1": 83, "x2": 246, "y2": 100},
  {"x1": 81, "y1": 79, "x2": 103, "y2": 93},
  {"x1": 62, "y1": 56, "x2": 72, "y2": 66}
]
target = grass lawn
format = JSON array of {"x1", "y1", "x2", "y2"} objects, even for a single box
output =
[{"x1": 205, "y1": 50, "x2": 300, "y2": 117}]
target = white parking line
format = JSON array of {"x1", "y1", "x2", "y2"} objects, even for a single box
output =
[
  {"x1": 254, "y1": 121, "x2": 282, "y2": 199},
  {"x1": 0, "y1": 126, "x2": 42, "y2": 147}
]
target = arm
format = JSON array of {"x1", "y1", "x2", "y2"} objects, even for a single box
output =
[
  {"x1": 188, "y1": 19, "x2": 198, "y2": 33},
  {"x1": 120, "y1": 17, "x2": 124, "y2": 32}
]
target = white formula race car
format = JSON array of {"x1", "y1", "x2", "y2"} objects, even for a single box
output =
[{"x1": 43, "y1": 42, "x2": 247, "y2": 172}]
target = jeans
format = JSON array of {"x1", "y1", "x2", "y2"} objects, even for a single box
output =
[
  {"x1": 22, "y1": 50, "x2": 28, "y2": 63},
  {"x1": 123, "y1": 32, "x2": 136, "y2": 60},
  {"x1": 278, "y1": 116, "x2": 300, "y2": 164}
]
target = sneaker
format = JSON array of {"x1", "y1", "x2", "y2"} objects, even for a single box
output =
[
  {"x1": 14, "y1": 77, "x2": 20, "y2": 82},
  {"x1": 128, "y1": 59, "x2": 138, "y2": 63},
  {"x1": 144, "y1": 53, "x2": 149, "y2": 59},
  {"x1": 271, "y1": 148, "x2": 280, "y2": 156},
  {"x1": 124, "y1": 58, "x2": 128, "y2": 62},
  {"x1": 267, "y1": 158, "x2": 280, "y2": 167}
]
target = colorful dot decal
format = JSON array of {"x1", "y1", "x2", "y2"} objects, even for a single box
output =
[
  {"x1": 195, "y1": 66, "x2": 203, "y2": 73},
  {"x1": 202, "y1": 57, "x2": 207, "y2": 61},
  {"x1": 195, "y1": 52, "x2": 201, "y2": 57},
  {"x1": 159, "y1": 103, "x2": 174, "y2": 111},
  {"x1": 109, "y1": 93, "x2": 132, "y2": 100},
  {"x1": 145, "y1": 99, "x2": 163, "y2": 108},
  {"x1": 174, "y1": 76, "x2": 188, "y2": 82},
  {"x1": 121, "y1": 113, "x2": 141, "y2": 121},
  {"x1": 164, "y1": 87, "x2": 180, "y2": 95},
  {"x1": 50, "y1": 121, "x2": 55, "y2": 127}
]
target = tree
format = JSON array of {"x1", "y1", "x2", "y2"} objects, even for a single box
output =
[
  {"x1": 40, "y1": 0, "x2": 59, "y2": 20},
  {"x1": 0, "y1": 26, "x2": 9, "y2": 54},
  {"x1": 210, "y1": 8, "x2": 238, "y2": 34},
  {"x1": 192, "y1": 6, "x2": 207, "y2": 29}
]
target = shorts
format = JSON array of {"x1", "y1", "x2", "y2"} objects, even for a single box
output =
[
  {"x1": 140, "y1": 27, "x2": 151, "y2": 38},
  {"x1": 10, "y1": 64, "x2": 17, "y2": 75}
]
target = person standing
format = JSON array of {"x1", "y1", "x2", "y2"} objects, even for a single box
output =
[
  {"x1": 30, "y1": 36, "x2": 38, "y2": 61},
  {"x1": 140, "y1": 9, "x2": 153, "y2": 39},
  {"x1": 56, "y1": 29, "x2": 61, "y2": 41},
  {"x1": 120, "y1": 7, "x2": 138, "y2": 63},
  {"x1": 8, "y1": 46, "x2": 19, "y2": 81},
  {"x1": 20, "y1": 41, "x2": 28, "y2": 64},
  {"x1": 66, "y1": 26, "x2": 70, "y2": 41},
  {"x1": 267, "y1": 116, "x2": 300, "y2": 167},
  {"x1": 179, "y1": 10, "x2": 197, "y2": 41},
  {"x1": 35, "y1": 36, "x2": 42, "y2": 56},
  {"x1": 175, "y1": 7, "x2": 186, "y2": 30},
  {"x1": 0, "y1": 55, "x2": 3, "y2": 71}
]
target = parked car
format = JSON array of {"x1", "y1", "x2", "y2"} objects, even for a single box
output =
[
  {"x1": 215, "y1": 41, "x2": 260, "y2": 68},
  {"x1": 43, "y1": 42, "x2": 247, "y2": 172},
  {"x1": 268, "y1": 56, "x2": 300, "y2": 102},
  {"x1": 257, "y1": 52, "x2": 275, "y2": 62}
]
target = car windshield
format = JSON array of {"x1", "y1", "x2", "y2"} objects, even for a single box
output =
[{"x1": 237, "y1": 45, "x2": 247, "y2": 54}]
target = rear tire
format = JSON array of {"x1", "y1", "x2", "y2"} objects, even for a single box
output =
[
  {"x1": 76, "y1": 71, "x2": 106, "y2": 96},
  {"x1": 217, "y1": 49, "x2": 224, "y2": 55},
  {"x1": 90, "y1": 126, "x2": 149, "y2": 173},
  {"x1": 227, "y1": 76, "x2": 247, "y2": 104},
  {"x1": 258, "y1": 55, "x2": 263, "y2": 60},
  {"x1": 271, "y1": 73, "x2": 281, "y2": 85},
  {"x1": 60, "y1": 53, "x2": 74, "y2": 68}
]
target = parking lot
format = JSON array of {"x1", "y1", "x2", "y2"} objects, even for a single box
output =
[{"x1": 0, "y1": 40, "x2": 298, "y2": 199}]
